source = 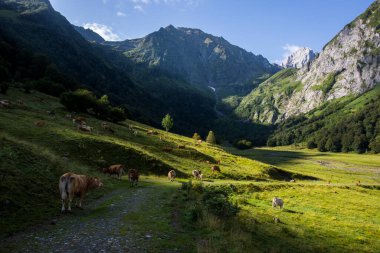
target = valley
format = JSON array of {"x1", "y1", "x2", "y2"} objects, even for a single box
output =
[{"x1": 0, "y1": 0, "x2": 379, "y2": 252}]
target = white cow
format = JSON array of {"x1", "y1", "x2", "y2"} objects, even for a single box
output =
[{"x1": 272, "y1": 197, "x2": 284, "y2": 209}]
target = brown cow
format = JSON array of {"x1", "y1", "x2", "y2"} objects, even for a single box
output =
[
  {"x1": 162, "y1": 147, "x2": 173, "y2": 152},
  {"x1": 128, "y1": 169, "x2": 139, "y2": 187},
  {"x1": 168, "y1": 170, "x2": 176, "y2": 181},
  {"x1": 211, "y1": 165, "x2": 221, "y2": 173},
  {"x1": 59, "y1": 173, "x2": 103, "y2": 212},
  {"x1": 102, "y1": 164, "x2": 125, "y2": 179},
  {"x1": 34, "y1": 121, "x2": 46, "y2": 127},
  {"x1": 177, "y1": 145, "x2": 186, "y2": 149}
]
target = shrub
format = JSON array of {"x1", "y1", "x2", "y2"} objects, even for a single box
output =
[
  {"x1": 234, "y1": 139, "x2": 253, "y2": 150},
  {"x1": 202, "y1": 187, "x2": 238, "y2": 218},
  {"x1": 267, "y1": 138, "x2": 277, "y2": 147},
  {"x1": 193, "y1": 132, "x2": 202, "y2": 141},
  {"x1": 307, "y1": 140, "x2": 317, "y2": 149},
  {"x1": 108, "y1": 107, "x2": 127, "y2": 123},
  {"x1": 60, "y1": 89, "x2": 127, "y2": 123}
]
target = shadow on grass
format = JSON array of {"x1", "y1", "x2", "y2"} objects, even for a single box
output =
[{"x1": 223, "y1": 147, "x2": 324, "y2": 181}]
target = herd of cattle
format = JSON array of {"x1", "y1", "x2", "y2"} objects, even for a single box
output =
[{"x1": 59, "y1": 162, "x2": 286, "y2": 213}]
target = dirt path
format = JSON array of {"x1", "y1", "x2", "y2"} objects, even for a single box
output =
[{"x1": 1, "y1": 179, "x2": 192, "y2": 253}]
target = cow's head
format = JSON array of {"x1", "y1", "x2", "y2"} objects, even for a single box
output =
[{"x1": 93, "y1": 177, "x2": 103, "y2": 187}]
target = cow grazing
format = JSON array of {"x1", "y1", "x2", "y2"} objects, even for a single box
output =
[
  {"x1": 78, "y1": 124, "x2": 93, "y2": 133},
  {"x1": 168, "y1": 170, "x2": 176, "y2": 181},
  {"x1": 103, "y1": 164, "x2": 125, "y2": 179},
  {"x1": 72, "y1": 116, "x2": 86, "y2": 126},
  {"x1": 128, "y1": 169, "x2": 139, "y2": 187},
  {"x1": 0, "y1": 100, "x2": 10, "y2": 108},
  {"x1": 216, "y1": 160, "x2": 221, "y2": 165},
  {"x1": 211, "y1": 165, "x2": 221, "y2": 173},
  {"x1": 59, "y1": 173, "x2": 103, "y2": 212},
  {"x1": 34, "y1": 121, "x2": 46, "y2": 127},
  {"x1": 272, "y1": 197, "x2": 284, "y2": 209},
  {"x1": 290, "y1": 179, "x2": 296, "y2": 183},
  {"x1": 177, "y1": 145, "x2": 186, "y2": 149},
  {"x1": 192, "y1": 170, "x2": 202, "y2": 180},
  {"x1": 195, "y1": 140, "x2": 202, "y2": 145}
]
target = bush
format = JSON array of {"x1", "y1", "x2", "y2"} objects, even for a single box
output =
[
  {"x1": 307, "y1": 140, "x2": 317, "y2": 149},
  {"x1": 202, "y1": 187, "x2": 238, "y2": 218},
  {"x1": 60, "y1": 89, "x2": 127, "y2": 123},
  {"x1": 192, "y1": 132, "x2": 202, "y2": 141},
  {"x1": 267, "y1": 138, "x2": 277, "y2": 147},
  {"x1": 234, "y1": 139, "x2": 253, "y2": 150},
  {"x1": 108, "y1": 107, "x2": 127, "y2": 123}
]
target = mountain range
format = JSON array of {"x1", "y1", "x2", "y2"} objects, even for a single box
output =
[{"x1": 0, "y1": 0, "x2": 379, "y2": 148}]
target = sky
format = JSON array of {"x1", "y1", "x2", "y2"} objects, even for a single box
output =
[{"x1": 49, "y1": 0, "x2": 375, "y2": 63}]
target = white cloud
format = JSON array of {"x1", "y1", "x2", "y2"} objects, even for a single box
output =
[
  {"x1": 134, "y1": 5, "x2": 144, "y2": 12},
  {"x1": 275, "y1": 44, "x2": 302, "y2": 65},
  {"x1": 116, "y1": 11, "x2": 127, "y2": 16},
  {"x1": 83, "y1": 23, "x2": 121, "y2": 41}
]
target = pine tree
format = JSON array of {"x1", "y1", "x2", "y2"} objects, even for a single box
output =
[
  {"x1": 162, "y1": 113, "x2": 174, "y2": 132},
  {"x1": 206, "y1": 130, "x2": 216, "y2": 144}
]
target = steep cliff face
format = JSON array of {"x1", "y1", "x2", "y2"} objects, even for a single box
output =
[
  {"x1": 236, "y1": 0, "x2": 380, "y2": 124},
  {"x1": 281, "y1": 47, "x2": 315, "y2": 69}
]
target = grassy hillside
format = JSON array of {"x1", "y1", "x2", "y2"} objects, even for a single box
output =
[
  {"x1": 268, "y1": 85, "x2": 380, "y2": 153},
  {"x1": 1, "y1": 88, "x2": 379, "y2": 253},
  {"x1": 181, "y1": 146, "x2": 380, "y2": 252},
  {"x1": 0, "y1": 88, "x2": 274, "y2": 237},
  {"x1": 234, "y1": 69, "x2": 302, "y2": 124}
]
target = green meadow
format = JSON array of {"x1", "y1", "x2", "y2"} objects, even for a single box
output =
[{"x1": 0, "y1": 88, "x2": 379, "y2": 253}]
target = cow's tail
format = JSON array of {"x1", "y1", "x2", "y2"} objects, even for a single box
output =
[{"x1": 59, "y1": 176, "x2": 70, "y2": 200}]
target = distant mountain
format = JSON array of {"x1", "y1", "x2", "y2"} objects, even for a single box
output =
[
  {"x1": 106, "y1": 25, "x2": 280, "y2": 98},
  {"x1": 281, "y1": 47, "x2": 315, "y2": 69},
  {"x1": 73, "y1": 25, "x2": 105, "y2": 43},
  {"x1": 235, "y1": 0, "x2": 380, "y2": 124}
]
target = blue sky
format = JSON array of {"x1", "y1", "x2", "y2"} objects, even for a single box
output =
[{"x1": 50, "y1": 0, "x2": 374, "y2": 63}]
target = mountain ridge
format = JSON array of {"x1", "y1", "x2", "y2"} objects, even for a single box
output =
[{"x1": 235, "y1": 0, "x2": 380, "y2": 124}]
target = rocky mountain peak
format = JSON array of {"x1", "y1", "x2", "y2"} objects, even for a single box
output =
[{"x1": 281, "y1": 47, "x2": 316, "y2": 69}]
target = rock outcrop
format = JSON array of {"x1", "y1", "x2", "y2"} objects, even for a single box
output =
[
  {"x1": 235, "y1": 1, "x2": 380, "y2": 124},
  {"x1": 281, "y1": 47, "x2": 315, "y2": 69}
]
